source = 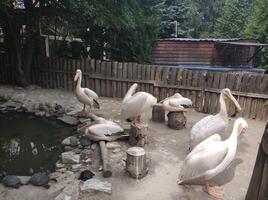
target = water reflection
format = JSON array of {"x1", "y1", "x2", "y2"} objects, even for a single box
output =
[{"x1": 0, "y1": 113, "x2": 73, "y2": 175}]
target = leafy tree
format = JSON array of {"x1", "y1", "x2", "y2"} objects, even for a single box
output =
[
  {"x1": 214, "y1": 0, "x2": 255, "y2": 38},
  {"x1": 245, "y1": 0, "x2": 268, "y2": 69},
  {"x1": 0, "y1": 0, "x2": 41, "y2": 86}
]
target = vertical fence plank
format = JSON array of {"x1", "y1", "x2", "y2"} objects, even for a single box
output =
[
  {"x1": 111, "y1": 61, "x2": 118, "y2": 97},
  {"x1": 145, "y1": 65, "x2": 151, "y2": 93},
  {"x1": 160, "y1": 67, "x2": 170, "y2": 100},
  {"x1": 168, "y1": 67, "x2": 177, "y2": 96},
  {"x1": 154, "y1": 66, "x2": 162, "y2": 99},
  {"x1": 117, "y1": 62, "x2": 123, "y2": 98},
  {"x1": 127, "y1": 63, "x2": 133, "y2": 91},
  {"x1": 150, "y1": 66, "x2": 155, "y2": 95},
  {"x1": 209, "y1": 72, "x2": 220, "y2": 114},
  {"x1": 122, "y1": 63, "x2": 128, "y2": 97},
  {"x1": 95, "y1": 60, "x2": 101, "y2": 95}
]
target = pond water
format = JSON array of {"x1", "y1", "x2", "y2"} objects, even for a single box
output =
[{"x1": 0, "y1": 113, "x2": 74, "y2": 176}]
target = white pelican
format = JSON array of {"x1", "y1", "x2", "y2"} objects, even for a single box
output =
[
  {"x1": 74, "y1": 69, "x2": 100, "y2": 115},
  {"x1": 160, "y1": 93, "x2": 192, "y2": 112},
  {"x1": 77, "y1": 113, "x2": 126, "y2": 142},
  {"x1": 178, "y1": 118, "x2": 248, "y2": 199},
  {"x1": 121, "y1": 83, "x2": 157, "y2": 129},
  {"x1": 190, "y1": 88, "x2": 241, "y2": 149}
]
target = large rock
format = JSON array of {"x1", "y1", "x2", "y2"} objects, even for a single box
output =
[
  {"x1": 81, "y1": 178, "x2": 112, "y2": 194},
  {"x1": 61, "y1": 136, "x2": 79, "y2": 147},
  {"x1": 58, "y1": 116, "x2": 79, "y2": 126},
  {"x1": 55, "y1": 180, "x2": 80, "y2": 200},
  {"x1": 62, "y1": 151, "x2": 80, "y2": 164}
]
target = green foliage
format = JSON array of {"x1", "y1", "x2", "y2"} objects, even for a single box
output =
[
  {"x1": 214, "y1": 0, "x2": 255, "y2": 38},
  {"x1": 245, "y1": 0, "x2": 268, "y2": 69}
]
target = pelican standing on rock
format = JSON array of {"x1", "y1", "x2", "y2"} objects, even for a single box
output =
[
  {"x1": 74, "y1": 69, "x2": 100, "y2": 115},
  {"x1": 160, "y1": 93, "x2": 192, "y2": 112},
  {"x1": 77, "y1": 113, "x2": 126, "y2": 142},
  {"x1": 190, "y1": 88, "x2": 241, "y2": 149},
  {"x1": 178, "y1": 118, "x2": 248, "y2": 199},
  {"x1": 121, "y1": 83, "x2": 157, "y2": 129}
]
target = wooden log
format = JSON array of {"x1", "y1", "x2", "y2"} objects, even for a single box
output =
[
  {"x1": 152, "y1": 104, "x2": 165, "y2": 123},
  {"x1": 129, "y1": 124, "x2": 148, "y2": 147},
  {"x1": 245, "y1": 122, "x2": 268, "y2": 200},
  {"x1": 99, "y1": 141, "x2": 112, "y2": 178},
  {"x1": 167, "y1": 111, "x2": 186, "y2": 130},
  {"x1": 126, "y1": 147, "x2": 148, "y2": 179}
]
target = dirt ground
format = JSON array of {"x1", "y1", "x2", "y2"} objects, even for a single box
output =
[
  {"x1": 79, "y1": 97, "x2": 266, "y2": 200},
  {"x1": 0, "y1": 87, "x2": 266, "y2": 200}
]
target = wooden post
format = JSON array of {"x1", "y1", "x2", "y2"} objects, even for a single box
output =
[
  {"x1": 167, "y1": 111, "x2": 186, "y2": 130},
  {"x1": 246, "y1": 122, "x2": 268, "y2": 200},
  {"x1": 99, "y1": 141, "x2": 112, "y2": 178},
  {"x1": 152, "y1": 104, "x2": 165, "y2": 123},
  {"x1": 126, "y1": 147, "x2": 148, "y2": 179},
  {"x1": 129, "y1": 124, "x2": 148, "y2": 147}
]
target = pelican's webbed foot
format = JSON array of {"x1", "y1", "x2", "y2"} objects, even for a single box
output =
[{"x1": 203, "y1": 182, "x2": 223, "y2": 199}]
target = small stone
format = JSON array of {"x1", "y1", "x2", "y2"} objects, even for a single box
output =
[
  {"x1": 84, "y1": 158, "x2": 92, "y2": 165},
  {"x1": 62, "y1": 151, "x2": 80, "y2": 164},
  {"x1": 58, "y1": 116, "x2": 79, "y2": 126},
  {"x1": 98, "y1": 166, "x2": 103, "y2": 171},
  {"x1": 81, "y1": 178, "x2": 112, "y2": 194},
  {"x1": 107, "y1": 142, "x2": 121, "y2": 149},
  {"x1": 71, "y1": 164, "x2": 81, "y2": 171},
  {"x1": 62, "y1": 136, "x2": 79, "y2": 147},
  {"x1": 80, "y1": 136, "x2": 91, "y2": 147},
  {"x1": 22, "y1": 101, "x2": 35, "y2": 112},
  {"x1": 57, "y1": 168, "x2": 67, "y2": 173},
  {"x1": 79, "y1": 118, "x2": 91, "y2": 124},
  {"x1": 64, "y1": 146, "x2": 74, "y2": 152},
  {"x1": 91, "y1": 143, "x2": 97, "y2": 150},
  {"x1": 35, "y1": 111, "x2": 45, "y2": 117},
  {"x1": 73, "y1": 148, "x2": 81, "y2": 154},
  {"x1": 112, "y1": 148, "x2": 121, "y2": 153},
  {"x1": 56, "y1": 161, "x2": 65, "y2": 169},
  {"x1": 17, "y1": 176, "x2": 31, "y2": 185}
]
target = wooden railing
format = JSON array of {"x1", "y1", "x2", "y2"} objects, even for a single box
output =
[{"x1": 0, "y1": 54, "x2": 268, "y2": 121}]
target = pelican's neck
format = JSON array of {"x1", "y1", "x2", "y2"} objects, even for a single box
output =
[
  {"x1": 227, "y1": 122, "x2": 240, "y2": 143},
  {"x1": 123, "y1": 84, "x2": 137, "y2": 103},
  {"x1": 76, "y1": 73, "x2": 82, "y2": 89},
  {"x1": 219, "y1": 93, "x2": 227, "y2": 118}
]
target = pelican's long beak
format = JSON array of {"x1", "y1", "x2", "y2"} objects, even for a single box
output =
[
  {"x1": 74, "y1": 72, "x2": 79, "y2": 82},
  {"x1": 226, "y1": 92, "x2": 241, "y2": 111}
]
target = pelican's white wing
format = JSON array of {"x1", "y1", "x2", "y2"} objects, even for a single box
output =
[
  {"x1": 83, "y1": 88, "x2": 98, "y2": 100},
  {"x1": 169, "y1": 98, "x2": 192, "y2": 107},
  {"x1": 121, "y1": 93, "x2": 149, "y2": 120},
  {"x1": 190, "y1": 115, "x2": 227, "y2": 147},
  {"x1": 187, "y1": 134, "x2": 221, "y2": 158},
  {"x1": 87, "y1": 123, "x2": 124, "y2": 137},
  {"x1": 179, "y1": 141, "x2": 228, "y2": 184}
]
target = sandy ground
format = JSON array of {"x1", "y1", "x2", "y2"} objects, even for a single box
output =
[
  {"x1": 0, "y1": 86, "x2": 266, "y2": 200},
  {"x1": 80, "y1": 98, "x2": 266, "y2": 200}
]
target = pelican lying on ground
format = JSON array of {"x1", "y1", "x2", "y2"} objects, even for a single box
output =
[
  {"x1": 190, "y1": 88, "x2": 241, "y2": 150},
  {"x1": 178, "y1": 118, "x2": 248, "y2": 199},
  {"x1": 121, "y1": 83, "x2": 157, "y2": 129},
  {"x1": 160, "y1": 93, "x2": 192, "y2": 112},
  {"x1": 74, "y1": 69, "x2": 100, "y2": 115},
  {"x1": 77, "y1": 113, "x2": 126, "y2": 142}
]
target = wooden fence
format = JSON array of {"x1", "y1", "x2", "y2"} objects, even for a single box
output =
[{"x1": 0, "y1": 54, "x2": 268, "y2": 121}]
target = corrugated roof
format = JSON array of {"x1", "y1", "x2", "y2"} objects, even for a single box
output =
[
  {"x1": 217, "y1": 41, "x2": 268, "y2": 46},
  {"x1": 157, "y1": 38, "x2": 244, "y2": 42}
]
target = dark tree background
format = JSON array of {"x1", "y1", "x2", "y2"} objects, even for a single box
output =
[{"x1": 0, "y1": 0, "x2": 267, "y2": 86}]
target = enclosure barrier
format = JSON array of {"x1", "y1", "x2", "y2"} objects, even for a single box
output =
[
  {"x1": 0, "y1": 54, "x2": 268, "y2": 121},
  {"x1": 246, "y1": 122, "x2": 268, "y2": 199}
]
